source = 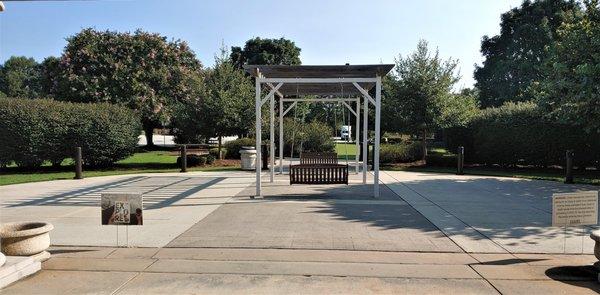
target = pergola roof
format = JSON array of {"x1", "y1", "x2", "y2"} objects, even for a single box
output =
[{"x1": 243, "y1": 64, "x2": 394, "y2": 96}]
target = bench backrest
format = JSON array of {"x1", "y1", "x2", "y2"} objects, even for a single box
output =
[{"x1": 300, "y1": 152, "x2": 338, "y2": 165}]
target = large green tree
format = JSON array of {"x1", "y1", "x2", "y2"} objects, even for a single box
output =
[
  {"x1": 383, "y1": 40, "x2": 460, "y2": 159},
  {"x1": 39, "y1": 56, "x2": 60, "y2": 97},
  {"x1": 230, "y1": 37, "x2": 301, "y2": 68},
  {"x1": 474, "y1": 0, "x2": 581, "y2": 107},
  {"x1": 55, "y1": 28, "x2": 203, "y2": 146},
  {"x1": 536, "y1": 0, "x2": 600, "y2": 133},
  {"x1": 172, "y1": 48, "x2": 253, "y2": 158},
  {"x1": 0, "y1": 56, "x2": 41, "y2": 98}
]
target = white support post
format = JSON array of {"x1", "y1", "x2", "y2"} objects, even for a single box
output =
[
  {"x1": 355, "y1": 98, "x2": 360, "y2": 174},
  {"x1": 374, "y1": 76, "x2": 382, "y2": 198},
  {"x1": 279, "y1": 98, "x2": 284, "y2": 174},
  {"x1": 270, "y1": 91, "x2": 275, "y2": 182},
  {"x1": 255, "y1": 80, "x2": 262, "y2": 197},
  {"x1": 362, "y1": 93, "x2": 368, "y2": 184}
]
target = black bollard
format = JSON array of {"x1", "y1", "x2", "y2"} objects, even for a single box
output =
[
  {"x1": 565, "y1": 150, "x2": 574, "y2": 184},
  {"x1": 180, "y1": 145, "x2": 187, "y2": 173},
  {"x1": 262, "y1": 144, "x2": 269, "y2": 170},
  {"x1": 74, "y1": 147, "x2": 83, "y2": 179},
  {"x1": 457, "y1": 146, "x2": 465, "y2": 175}
]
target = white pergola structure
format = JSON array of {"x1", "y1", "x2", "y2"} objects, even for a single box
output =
[{"x1": 244, "y1": 64, "x2": 394, "y2": 198}]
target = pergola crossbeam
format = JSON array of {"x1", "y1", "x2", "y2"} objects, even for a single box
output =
[
  {"x1": 266, "y1": 82, "x2": 284, "y2": 98},
  {"x1": 259, "y1": 78, "x2": 378, "y2": 83},
  {"x1": 352, "y1": 82, "x2": 376, "y2": 106},
  {"x1": 282, "y1": 101, "x2": 298, "y2": 117},
  {"x1": 282, "y1": 98, "x2": 357, "y2": 102},
  {"x1": 341, "y1": 101, "x2": 357, "y2": 117},
  {"x1": 261, "y1": 82, "x2": 283, "y2": 106}
]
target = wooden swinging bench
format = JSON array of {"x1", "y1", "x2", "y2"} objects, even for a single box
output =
[{"x1": 289, "y1": 152, "x2": 348, "y2": 185}]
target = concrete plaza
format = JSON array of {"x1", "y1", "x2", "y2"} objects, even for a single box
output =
[{"x1": 1, "y1": 170, "x2": 599, "y2": 294}]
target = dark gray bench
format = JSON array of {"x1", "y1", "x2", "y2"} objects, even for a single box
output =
[{"x1": 290, "y1": 153, "x2": 348, "y2": 185}]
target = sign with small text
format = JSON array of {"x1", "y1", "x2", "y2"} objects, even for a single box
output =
[
  {"x1": 101, "y1": 193, "x2": 143, "y2": 225},
  {"x1": 552, "y1": 191, "x2": 598, "y2": 227}
]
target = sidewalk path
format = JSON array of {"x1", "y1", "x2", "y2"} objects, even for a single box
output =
[
  {"x1": 0, "y1": 172, "x2": 256, "y2": 247},
  {"x1": 2, "y1": 247, "x2": 598, "y2": 294},
  {"x1": 381, "y1": 171, "x2": 600, "y2": 254}
]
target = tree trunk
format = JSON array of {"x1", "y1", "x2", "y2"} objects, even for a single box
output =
[
  {"x1": 422, "y1": 130, "x2": 428, "y2": 161},
  {"x1": 143, "y1": 123, "x2": 155, "y2": 148},
  {"x1": 218, "y1": 135, "x2": 223, "y2": 160}
]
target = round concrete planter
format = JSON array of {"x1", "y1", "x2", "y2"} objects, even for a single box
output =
[
  {"x1": 240, "y1": 149, "x2": 257, "y2": 171},
  {"x1": 0, "y1": 222, "x2": 53, "y2": 256},
  {"x1": 591, "y1": 230, "x2": 600, "y2": 258}
]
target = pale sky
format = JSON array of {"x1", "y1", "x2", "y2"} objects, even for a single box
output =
[{"x1": 0, "y1": 0, "x2": 523, "y2": 88}]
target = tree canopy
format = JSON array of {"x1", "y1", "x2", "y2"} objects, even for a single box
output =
[
  {"x1": 230, "y1": 37, "x2": 301, "y2": 68},
  {"x1": 383, "y1": 40, "x2": 460, "y2": 134},
  {"x1": 383, "y1": 40, "x2": 460, "y2": 158},
  {"x1": 55, "y1": 28, "x2": 204, "y2": 146},
  {"x1": 536, "y1": 0, "x2": 600, "y2": 133},
  {"x1": 0, "y1": 56, "x2": 41, "y2": 98},
  {"x1": 474, "y1": 0, "x2": 581, "y2": 107},
  {"x1": 172, "y1": 47, "x2": 253, "y2": 154}
]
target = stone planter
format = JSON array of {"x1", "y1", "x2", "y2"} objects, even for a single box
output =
[
  {"x1": 240, "y1": 149, "x2": 257, "y2": 171},
  {"x1": 0, "y1": 222, "x2": 53, "y2": 256},
  {"x1": 592, "y1": 230, "x2": 600, "y2": 260}
]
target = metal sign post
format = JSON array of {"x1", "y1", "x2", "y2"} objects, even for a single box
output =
[
  {"x1": 101, "y1": 193, "x2": 143, "y2": 247},
  {"x1": 552, "y1": 191, "x2": 599, "y2": 253}
]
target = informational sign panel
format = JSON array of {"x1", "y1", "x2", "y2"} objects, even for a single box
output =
[
  {"x1": 552, "y1": 191, "x2": 598, "y2": 226},
  {"x1": 101, "y1": 193, "x2": 143, "y2": 225}
]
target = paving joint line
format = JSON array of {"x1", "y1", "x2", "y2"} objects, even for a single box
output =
[{"x1": 381, "y1": 171, "x2": 510, "y2": 253}]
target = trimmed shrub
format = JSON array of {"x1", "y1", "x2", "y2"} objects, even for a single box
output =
[
  {"x1": 224, "y1": 138, "x2": 255, "y2": 159},
  {"x1": 0, "y1": 98, "x2": 140, "y2": 168},
  {"x1": 176, "y1": 154, "x2": 213, "y2": 167},
  {"x1": 426, "y1": 153, "x2": 457, "y2": 167},
  {"x1": 445, "y1": 102, "x2": 600, "y2": 167},
  {"x1": 301, "y1": 121, "x2": 336, "y2": 153},
  {"x1": 380, "y1": 142, "x2": 424, "y2": 164},
  {"x1": 205, "y1": 154, "x2": 216, "y2": 165},
  {"x1": 177, "y1": 155, "x2": 204, "y2": 167}
]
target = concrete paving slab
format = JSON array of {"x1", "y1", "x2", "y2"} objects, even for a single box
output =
[
  {"x1": 146, "y1": 259, "x2": 480, "y2": 279},
  {"x1": 168, "y1": 200, "x2": 462, "y2": 252},
  {"x1": 472, "y1": 264, "x2": 597, "y2": 281},
  {"x1": 381, "y1": 171, "x2": 600, "y2": 254},
  {"x1": 155, "y1": 248, "x2": 477, "y2": 264},
  {"x1": 489, "y1": 279, "x2": 600, "y2": 295},
  {"x1": 513, "y1": 254, "x2": 597, "y2": 266},
  {"x1": 107, "y1": 248, "x2": 160, "y2": 259},
  {"x1": 469, "y1": 253, "x2": 524, "y2": 265},
  {"x1": 48, "y1": 246, "x2": 116, "y2": 258},
  {"x1": 380, "y1": 172, "x2": 508, "y2": 254},
  {"x1": 117, "y1": 273, "x2": 499, "y2": 295},
  {"x1": 42, "y1": 257, "x2": 156, "y2": 272},
  {"x1": 0, "y1": 172, "x2": 256, "y2": 247},
  {"x1": 1, "y1": 270, "x2": 138, "y2": 295}
]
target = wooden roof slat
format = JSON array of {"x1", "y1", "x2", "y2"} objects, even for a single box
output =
[{"x1": 243, "y1": 64, "x2": 394, "y2": 96}]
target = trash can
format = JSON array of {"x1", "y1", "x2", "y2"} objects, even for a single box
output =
[{"x1": 240, "y1": 147, "x2": 257, "y2": 170}]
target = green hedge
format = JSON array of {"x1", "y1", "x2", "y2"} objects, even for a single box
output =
[
  {"x1": 224, "y1": 138, "x2": 256, "y2": 159},
  {"x1": 380, "y1": 142, "x2": 424, "y2": 164},
  {"x1": 0, "y1": 98, "x2": 141, "y2": 168},
  {"x1": 446, "y1": 102, "x2": 600, "y2": 167}
]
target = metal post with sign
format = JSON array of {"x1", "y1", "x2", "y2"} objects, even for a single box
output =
[
  {"x1": 101, "y1": 193, "x2": 143, "y2": 247},
  {"x1": 552, "y1": 191, "x2": 599, "y2": 253}
]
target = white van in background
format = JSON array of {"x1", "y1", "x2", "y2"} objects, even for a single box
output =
[{"x1": 340, "y1": 125, "x2": 352, "y2": 141}]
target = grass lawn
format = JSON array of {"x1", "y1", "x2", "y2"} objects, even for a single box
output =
[
  {"x1": 335, "y1": 143, "x2": 357, "y2": 161},
  {"x1": 0, "y1": 151, "x2": 240, "y2": 186},
  {"x1": 386, "y1": 165, "x2": 599, "y2": 186}
]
